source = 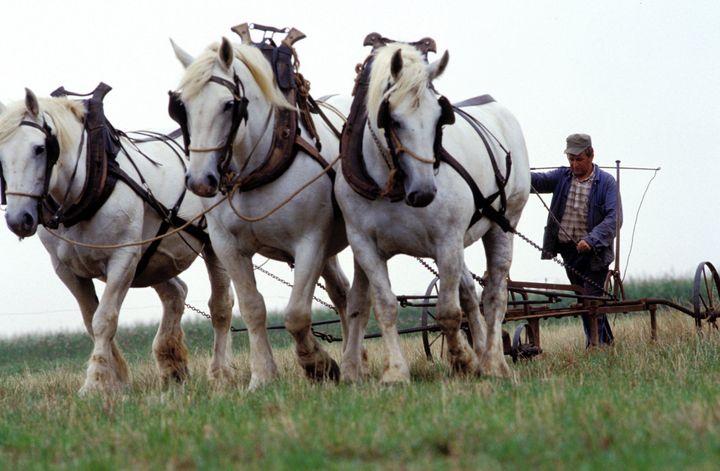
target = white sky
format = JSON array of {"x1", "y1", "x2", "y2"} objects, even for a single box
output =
[{"x1": 1, "y1": 0, "x2": 719, "y2": 338}]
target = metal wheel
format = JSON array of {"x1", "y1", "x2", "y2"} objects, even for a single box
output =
[
  {"x1": 692, "y1": 261, "x2": 720, "y2": 331},
  {"x1": 420, "y1": 277, "x2": 474, "y2": 361},
  {"x1": 604, "y1": 269, "x2": 625, "y2": 300},
  {"x1": 421, "y1": 277, "x2": 443, "y2": 360},
  {"x1": 510, "y1": 323, "x2": 539, "y2": 363}
]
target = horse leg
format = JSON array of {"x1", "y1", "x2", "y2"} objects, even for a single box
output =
[
  {"x1": 436, "y1": 245, "x2": 479, "y2": 375},
  {"x1": 52, "y1": 260, "x2": 98, "y2": 339},
  {"x1": 227, "y1": 254, "x2": 277, "y2": 390},
  {"x1": 322, "y1": 256, "x2": 371, "y2": 377},
  {"x1": 349, "y1": 234, "x2": 408, "y2": 383},
  {"x1": 459, "y1": 264, "x2": 487, "y2": 357},
  {"x1": 202, "y1": 246, "x2": 234, "y2": 382},
  {"x1": 151, "y1": 277, "x2": 190, "y2": 384},
  {"x1": 340, "y1": 259, "x2": 372, "y2": 382},
  {"x1": 80, "y1": 256, "x2": 135, "y2": 394},
  {"x1": 320, "y1": 255, "x2": 349, "y2": 350},
  {"x1": 284, "y1": 243, "x2": 339, "y2": 382},
  {"x1": 480, "y1": 226, "x2": 513, "y2": 377}
]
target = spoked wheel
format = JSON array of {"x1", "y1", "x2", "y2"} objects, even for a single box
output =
[
  {"x1": 604, "y1": 269, "x2": 625, "y2": 300},
  {"x1": 420, "y1": 277, "x2": 474, "y2": 361},
  {"x1": 692, "y1": 261, "x2": 720, "y2": 331},
  {"x1": 421, "y1": 277, "x2": 443, "y2": 361},
  {"x1": 510, "y1": 323, "x2": 541, "y2": 363}
]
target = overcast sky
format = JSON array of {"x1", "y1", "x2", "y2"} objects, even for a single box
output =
[{"x1": 1, "y1": 0, "x2": 719, "y2": 338}]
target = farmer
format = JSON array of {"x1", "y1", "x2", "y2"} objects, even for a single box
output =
[{"x1": 531, "y1": 133, "x2": 622, "y2": 346}]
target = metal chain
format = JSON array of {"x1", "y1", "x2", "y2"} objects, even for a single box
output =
[
  {"x1": 510, "y1": 229, "x2": 615, "y2": 299},
  {"x1": 183, "y1": 262, "x2": 337, "y2": 331},
  {"x1": 412, "y1": 228, "x2": 614, "y2": 299}
]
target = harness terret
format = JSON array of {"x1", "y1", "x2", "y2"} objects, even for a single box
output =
[{"x1": 340, "y1": 33, "x2": 513, "y2": 232}]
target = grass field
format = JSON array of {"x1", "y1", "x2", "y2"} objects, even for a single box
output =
[{"x1": 1, "y1": 280, "x2": 719, "y2": 470}]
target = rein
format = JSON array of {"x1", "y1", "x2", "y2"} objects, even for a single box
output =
[
  {"x1": 225, "y1": 153, "x2": 340, "y2": 222},
  {"x1": 44, "y1": 191, "x2": 227, "y2": 250}
]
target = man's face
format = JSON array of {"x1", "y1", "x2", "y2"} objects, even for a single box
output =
[{"x1": 567, "y1": 151, "x2": 594, "y2": 179}]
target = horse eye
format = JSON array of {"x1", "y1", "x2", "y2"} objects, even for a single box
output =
[
  {"x1": 392, "y1": 119, "x2": 401, "y2": 129},
  {"x1": 223, "y1": 101, "x2": 234, "y2": 112},
  {"x1": 34, "y1": 145, "x2": 45, "y2": 156}
]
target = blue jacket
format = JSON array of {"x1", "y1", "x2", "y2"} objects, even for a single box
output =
[{"x1": 530, "y1": 164, "x2": 622, "y2": 270}]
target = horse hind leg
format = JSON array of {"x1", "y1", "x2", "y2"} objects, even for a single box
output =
[
  {"x1": 459, "y1": 265, "x2": 487, "y2": 362},
  {"x1": 285, "y1": 248, "x2": 340, "y2": 382},
  {"x1": 321, "y1": 255, "x2": 370, "y2": 377},
  {"x1": 203, "y1": 247, "x2": 235, "y2": 382},
  {"x1": 320, "y1": 255, "x2": 349, "y2": 350},
  {"x1": 340, "y1": 259, "x2": 372, "y2": 382},
  {"x1": 152, "y1": 277, "x2": 190, "y2": 384}
]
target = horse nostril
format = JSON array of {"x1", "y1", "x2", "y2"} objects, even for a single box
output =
[
  {"x1": 22, "y1": 212, "x2": 34, "y2": 229},
  {"x1": 407, "y1": 189, "x2": 436, "y2": 208},
  {"x1": 206, "y1": 174, "x2": 218, "y2": 189}
]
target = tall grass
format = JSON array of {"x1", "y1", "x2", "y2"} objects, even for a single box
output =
[{"x1": 1, "y1": 278, "x2": 718, "y2": 469}]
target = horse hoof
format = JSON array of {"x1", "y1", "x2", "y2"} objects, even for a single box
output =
[
  {"x1": 380, "y1": 364, "x2": 410, "y2": 384},
  {"x1": 164, "y1": 366, "x2": 189, "y2": 386},
  {"x1": 303, "y1": 359, "x2": 340, "y2": 383},
  {"x1": 479, "y1": 354, "x2": 512, "y2": 378}
]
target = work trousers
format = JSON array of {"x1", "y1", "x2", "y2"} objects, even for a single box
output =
[{"x1": 557, "y1": 242, "x2": 615, "y2": 346}]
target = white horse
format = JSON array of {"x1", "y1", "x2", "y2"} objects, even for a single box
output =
[
  {"x1": 336, "y1": 43, "x2": 530, "y2": 383},
  {"x1": 0, "y1": 89, "x2": 234, "y2": 394},
  {"x1": 170, "y1": 38, "x2": 351, "y2": 389}
]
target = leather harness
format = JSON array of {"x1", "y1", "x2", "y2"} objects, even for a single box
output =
[
  {"x1": 339, "y1": 39, "x2": 514, "y2": 232},
  {"x1": 8, "y1": 83, "x2": 208, "y2": 280},
  {"x1": 167, "y1": 32, "x2": 336, "y2": 197}
]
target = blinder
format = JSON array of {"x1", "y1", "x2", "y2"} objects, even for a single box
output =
[
  {"x1": 168, "y1": 91, "x2": 190, "y2": 155},
  {"x1": 167, "y1": 73, "x2": 249, "y2": 176},
  {"x1": 376, "y1": 94, "x2": 455, "y2": 171},
  {"x1": 376, "y1": 98, "x2": 391, "y2": 130},
  {"x1": 0, "y1": 162, "x2": 6, "y2": 205},
  {"x1": 438, "y1": 95, "x2": 455, "y2": 126},
  {"x1": 20, "y1": 119, "x2": 60, "y2": 190}
]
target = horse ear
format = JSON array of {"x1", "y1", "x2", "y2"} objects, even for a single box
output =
[
  {"x1": 25, "y1": 88, "x2": 39, "y2": 117},
  {"x1": 390, "y1": 49, "x2": 403, "y2": 80},
  {"x1": 428, "y1": 50, "x2": 449, "y2": 81},
  {"x1": 170, "y1": 38, "x2": 194, "y2": 69},
  {"x1": 219, "y1": 37, "x2": 234, "y2": 70}
]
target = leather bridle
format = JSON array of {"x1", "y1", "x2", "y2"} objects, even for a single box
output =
[
  {"x1": 0, "y1": 117, "x2": 60, "y2": 204},
  {"x1": 372, "y1": 92, "x2": 456, "y2": 173},
  {"x1": 168, "y1": 72, "x2": 249, "y2": 177}
]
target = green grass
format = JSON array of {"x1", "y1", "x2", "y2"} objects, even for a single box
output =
[{"x1": 1, "y1": 278, "x2": 719, "y2": 470}]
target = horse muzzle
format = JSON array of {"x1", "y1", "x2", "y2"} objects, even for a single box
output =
[
  {"x1": 5, "y1": 205, "x2": 39, "y2": 238},
  {"x1": 185, "y1": 171, "x2": 220, "y2": 198}
]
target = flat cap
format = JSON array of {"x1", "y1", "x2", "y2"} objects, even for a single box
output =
[{"x1": 564, "y1": 133, "x2": 592, "y2": 155}]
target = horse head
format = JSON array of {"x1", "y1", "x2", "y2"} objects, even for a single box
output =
[
  {"x1": 170, "y1": 37, "x2": 292, "y2": 197},
  {"x1": 367, "y1": 44, "x2": 452, "y2": 207},
  {"x1": 0, "y1": 89, "x2": 84, "y2": 237}
]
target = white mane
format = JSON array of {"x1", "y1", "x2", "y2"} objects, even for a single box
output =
[
  {"x1": 178, "y1": 42, "x2": 292, "y2": 110},
  {"x1": 0, "y1": 97, "x2": 84, "y2": 151},
  {"x1": 367, "y1": 43, "x2": 430, "y2": 119}
]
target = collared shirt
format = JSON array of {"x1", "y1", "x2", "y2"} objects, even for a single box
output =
[{"x1": 558, "y1": 169, "x2": 595, "y2": 242}]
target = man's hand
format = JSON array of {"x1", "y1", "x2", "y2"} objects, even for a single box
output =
[{"x1": 576, "y1": 239, "x2": 592, "y2": 253}]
